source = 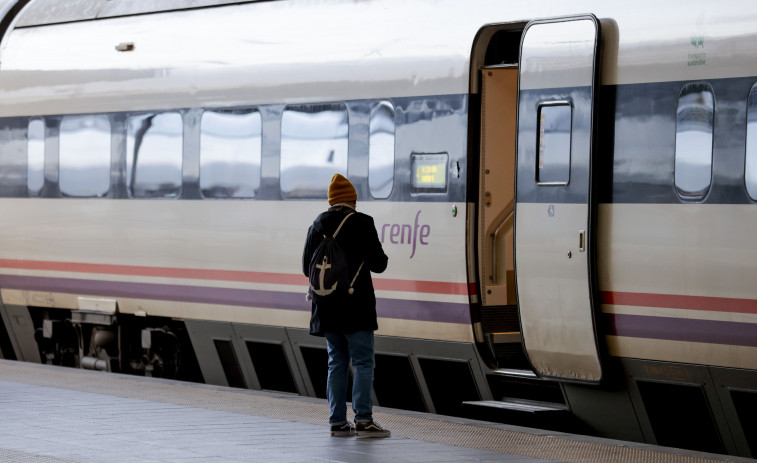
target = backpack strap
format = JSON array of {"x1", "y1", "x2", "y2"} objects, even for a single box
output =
[
  {"x1": 332, "y1": 212, "x2": 354, "y2": 239},
  {"x1": 347, "y1": 261, "x2": 364, "y2": 295}
]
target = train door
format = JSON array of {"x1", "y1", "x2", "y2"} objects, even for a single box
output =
[{"x1": 514, "y1": 16, "x2": 602, "y2": 382}]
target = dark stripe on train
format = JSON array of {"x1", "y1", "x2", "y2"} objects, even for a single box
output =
[
  {"x1": 2, "y1": 76, "x2": 756, "y2": 206},
  {"x1": 0, "y1": 275, "x2": 471, "y2": 325},
  {"x1": 516, "y1": 86, "x2": 594, "y2": 205},
  {"x1": 0, "y1": 95, "x2": 468, "y2": 203},
  {"x1": 605, "y1": 312, "x2": 757, "y2": 348},
  {"x1": 514, "y1": 76, "x2": 757, "y2": 205},
  {"x1": 598, "y1": 76, "x2": 756, "y2": 205}
]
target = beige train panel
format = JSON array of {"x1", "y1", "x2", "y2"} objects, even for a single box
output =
[
  {"x1": 0, "y1": 199, "x2": 467, "y2": 287},
  {"x1": 478, "y1": 67, "x2": 517, "y2": 306},
  {"x1": 597, "y1": 203, "x2": 757, "y2": 299},
  {"x1": 0, "y1": 288, "x2": 472, "y2": 342},
  {"x1": 515, "y1": 203, "x2": 601, "y2": 381},
  {"x1": 607, "y1": 336, "x2": 757, "y2": 371},
  {"x1": 0, "y1": 267, "x2": 465, "y2": 304},
  {"x1": 0, "y1": 267, "x2": 304, "y2": 292}
]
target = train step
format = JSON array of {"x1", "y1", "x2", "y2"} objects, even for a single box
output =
[
  {"x1": 488, "y1": 331, "x2": 521, "y2": 344},
  {"x1": 480, "y1": 305, "x2": 520, "y2": 333},
  {"x1": 487, "y1": 331, "x2": 531, "y2": 370},
  {"x1": 463, "y1": 399, "x2": 568, "y2": 415},
  {"x1": 462, "y1": 399, "x2": 573, "y2": 431}
]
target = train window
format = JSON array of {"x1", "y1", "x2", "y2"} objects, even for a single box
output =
[
  {"x1": 59, "y1": 115, "x2": 111, "y2": 197},
  {"x1": 126, "y1": 112, "x2": 183, "y2": 198},
  {"x1": 200, "y1": 109, "x2": 262, "y2": 199},
  {"x1": 746, "y1": 84, "x2": 757, "y2": 200},
  {"x1": 536, "y1": 102, "x2": 572, "y2": 185},
  {"x1": 27, "y1": 118, "x2": 45, "y2": 196},
  {"x1": 0, "y1": 119, "x2": 29, "y2": 197},
  {"x1": 280, "y1": 103, "x2": 348, "y2": 198},
  {"x1": 675, "y1": 82, "x2": 714, "y2": 199},
  {"x1": 369, "y1": 101, "x2": 395, "y2": 199}
]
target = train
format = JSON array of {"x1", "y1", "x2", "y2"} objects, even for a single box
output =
[{"x1": 0, "y1": 0, "x2": 755, "y2": 457}]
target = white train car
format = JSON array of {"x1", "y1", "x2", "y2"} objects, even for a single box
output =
[{"x1": 0, "y1": 0, "x2": 755, "y2": 457}]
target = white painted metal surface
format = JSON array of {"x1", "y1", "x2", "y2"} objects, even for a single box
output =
[
  {"x1": 515, "y1": 17, "x2": 602, "y2": 382},
  {"x1": 0, "y1": 0, "x2": 757, "y2": 115}
]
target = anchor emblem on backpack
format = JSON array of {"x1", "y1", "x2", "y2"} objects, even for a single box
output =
[{"x1": 311, "y1": 255, "x2": 337, "y2": 296}]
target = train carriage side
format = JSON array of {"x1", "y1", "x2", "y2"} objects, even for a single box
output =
[
  {"x1": 0, "y1": 0, "x2": 488, "y2": 421},
  {"x1": 0, "y1": 0, "x2": 755, "y2": 458},
  {"x1": 469, "y1": 4, "x2": 757, "y2": 457}
]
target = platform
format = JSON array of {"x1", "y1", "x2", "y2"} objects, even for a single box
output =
[{"x1": 0, "y1": 359, "x2": 751, "y2": 463}]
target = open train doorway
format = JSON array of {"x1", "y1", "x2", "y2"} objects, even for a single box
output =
[
  {"x1": 471, "y1": 17, "x2": 604, "y2": 384},
  {"x1": 470, "y1": 24, "x2": 529, "y2": 373}
]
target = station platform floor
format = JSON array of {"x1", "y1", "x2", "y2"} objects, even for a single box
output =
[{"x1": 0, "y1": 359, "x2": 752, "y2": 463}]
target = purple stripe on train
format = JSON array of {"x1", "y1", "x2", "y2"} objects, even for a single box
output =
[
  {"x1": 605, "y1": 313, "x2": 757, "y2": 348},
  {"x1": 0, "y1": 275, "x2": 471, "y2": 325}
]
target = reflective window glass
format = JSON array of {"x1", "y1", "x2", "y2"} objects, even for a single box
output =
[
  {"x1": 27, "y1": 118, "x2": 45, "y2": 196},
  {"x1": 0, "y1": 119, "x2": 31, "y2": 197},
  {"x1": 127, "y1": 112, "x2": 183, "y2": 198},
  {"x1": 369, "y1": 101, "x2": 395, "y2": 199},
  {"x1": 675, "y1": 83, "x2": 714, "y2": 199},
  {"x1": 746, "y1": 84, "x2": 757, "y2": 200},
  {"x1": 280, "y1": 103, "x2": 348, "y2": 198},
  {"x1": 59, "y1": 115, "x2": 111, "y2": 197},
  {"x1": 200, "y1": 109, "x2": 261, "y2": 198},
  {"x1": 536, "y1": 103, "x2": 572, "y2": 184}
]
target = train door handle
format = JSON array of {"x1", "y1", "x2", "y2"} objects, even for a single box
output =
[{"x1": 579, "y1": 230, "x2": 586, "y2": 252}]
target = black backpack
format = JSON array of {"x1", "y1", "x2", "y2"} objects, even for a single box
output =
[{"x1": 307, "y1": 212, "x2": 364, "y2": 304}]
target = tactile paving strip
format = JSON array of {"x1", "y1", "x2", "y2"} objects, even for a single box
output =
[
  {"x1": 0, "y1": 449, "x2": 78, "y2": 463},
  {"x1": 0, "y1": 360, "x2": 739, "y2": 463}
]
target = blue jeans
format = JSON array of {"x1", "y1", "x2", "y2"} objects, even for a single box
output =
[{"x1": 325, "y1": 330, "x2": 375, "y2": 425}]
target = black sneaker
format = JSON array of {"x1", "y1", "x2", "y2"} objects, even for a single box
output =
[
  {"x1": 355, "y1": 421, "x2": 391, "y2": 438},
  {"x1": 330, "y1": 421, "x2": 355, "y2": 437}
]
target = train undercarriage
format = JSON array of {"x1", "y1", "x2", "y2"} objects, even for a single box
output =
[{"x1": 2, "y1": 301, "x2": 756, "y2": 458}]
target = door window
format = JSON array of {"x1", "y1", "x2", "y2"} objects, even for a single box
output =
[{"x1": 536, "y1": 103, "x2": 572, "y2": 185}]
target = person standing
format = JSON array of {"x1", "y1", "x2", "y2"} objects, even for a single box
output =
[{"x1": 302, "y1": 173, "x2": 390, "y2": 438}]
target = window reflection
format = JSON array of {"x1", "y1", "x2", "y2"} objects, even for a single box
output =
[
  {"x1": 536, "y1": 103, "x2": 572, "y2": 184},
  {"x1": 59, "y1": 115, "x2": 111, "y2": 197},
  {"x1": 369, "y1": 101, "x2": 395, "y2": 199},
  {"x1": 675, "y1": 83, "x2": 714, "y2": 199},
  {"x1": 200, "y1": 109, "x2": 262, "y2": 199},
  {"x1": 127, "y1": 112, "x2": 183, "y2": 198},
  {"x1": 746, "y1": 84, "x2": 757, "y2": 200},
  {"x1": 280, "y1": 103, "x2": 348, "y2": 198},
  {"x1": 27, "y1": 118, "x2": 45, "y2": 196}
]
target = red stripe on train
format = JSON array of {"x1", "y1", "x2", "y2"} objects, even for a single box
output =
[
  {"x1": 601, "y1": 291, "x2": 757, "y2": 314},
  {"x1": 0, "y1": 259, "x2": 469, "y2": 296}
]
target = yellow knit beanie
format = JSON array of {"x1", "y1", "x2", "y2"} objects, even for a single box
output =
[{"x1": 328, "y1": 173, "x2": 357, "y2": 205}]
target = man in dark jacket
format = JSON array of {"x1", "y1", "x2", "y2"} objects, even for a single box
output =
[{"x1": 302, "y1": 173, "x2": 389, "y2": 438}]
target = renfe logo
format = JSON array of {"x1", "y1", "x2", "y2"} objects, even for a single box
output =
[{"x1": 380, "y1": 210, "x2": 430, "y2": 259}]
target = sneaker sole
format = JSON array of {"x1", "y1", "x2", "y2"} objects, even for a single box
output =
[
  {"x1": 356, "y1": 432, "x2": 391, "y2": 438},
  {"x1": 331, "y1": 431, "x2": 355, "y2": 437}
]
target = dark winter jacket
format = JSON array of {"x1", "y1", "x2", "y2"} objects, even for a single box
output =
[{"x1": 302, "y1": 205, "x2": 388, "y2": 335}]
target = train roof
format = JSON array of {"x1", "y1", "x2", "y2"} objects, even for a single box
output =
[
  {"x1": 13, "y1": 0, "x2": 257, "y2": 27},
  {"x1": 0, "y1": 0, "x2": 756, "y2": 116}
]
